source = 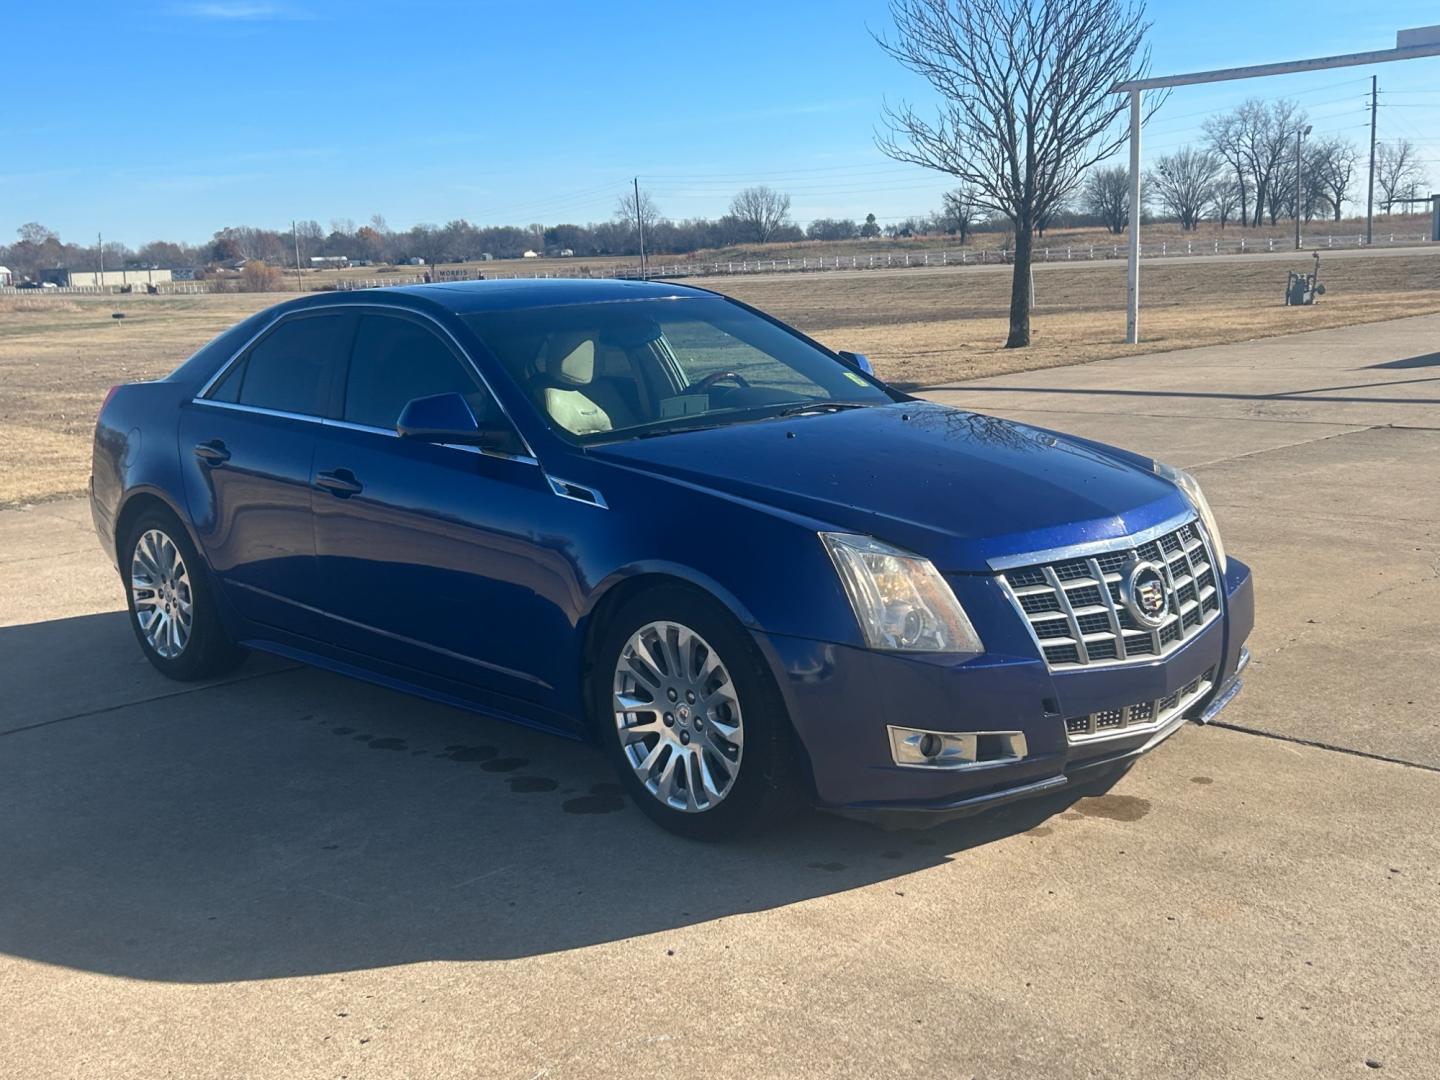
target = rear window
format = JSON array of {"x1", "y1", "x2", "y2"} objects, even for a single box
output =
[{"x1": 208, "y1": 312, "x2": 352, "y2": 417}]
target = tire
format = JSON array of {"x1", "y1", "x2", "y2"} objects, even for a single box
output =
[
  {"x1": 593, "y1": 586, "x2": 796, "y2": 841},
  {"x1": 122, "y1": 507, "x2": 247, "y2": 681}
]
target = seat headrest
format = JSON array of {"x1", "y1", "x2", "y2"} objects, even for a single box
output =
[{"x1": 545, "y1": 336, "x2": 594, "y2": 385}]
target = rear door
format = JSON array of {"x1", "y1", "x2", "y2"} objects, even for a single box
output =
[
  {"x1": 179, "y1": 309, "x2": 354, "y2": 636},
  {"x1": 308, "y1": 310, "x2": 569, "y2": 706}
]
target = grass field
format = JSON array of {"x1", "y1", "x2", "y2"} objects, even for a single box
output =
[{"x1": 3, "y1": 249, "x2": 1439, "y2": 507}]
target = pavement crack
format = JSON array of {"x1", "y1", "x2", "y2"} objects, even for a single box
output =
[
  {"x1": 1210, "y1": 721, "x2": 1440, "y2": 775},
  {"x1": 1185, "y1": 424, "x2": 1383, "y2": 470},
  {"x1": 0, "y1": 664, "x2": 298, "y2": 738}
]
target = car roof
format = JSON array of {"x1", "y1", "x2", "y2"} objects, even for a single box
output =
[{"x1": 380, "y1": 277, "x2": 719, "y2": 314}]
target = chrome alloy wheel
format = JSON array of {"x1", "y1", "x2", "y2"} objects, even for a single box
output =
[
  {"x1": 130, "y1": 528, "x2": 194, "y2": 660},
  {"x1": 613, "y1": 620, "x2": 744, "y2": 813}
]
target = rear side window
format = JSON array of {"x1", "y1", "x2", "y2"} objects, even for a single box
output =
[
  {"x1": 208, "y1": 312, "x2": 351, "y2": 416},
  {"x1": 343, "y1": 314, "x2": 485, "y2": 429}
]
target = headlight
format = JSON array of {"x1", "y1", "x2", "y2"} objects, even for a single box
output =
[
  {"x1": 820, "y1": 533, "x2": 983, "y2": 653},
  {"x1": 1153, "y1": 460, "x2": 1227, "y2": 573}
]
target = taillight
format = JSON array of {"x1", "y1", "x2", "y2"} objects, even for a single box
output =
[{"x1": 99, "y1": 385, "x2": 120, "y2": 421}]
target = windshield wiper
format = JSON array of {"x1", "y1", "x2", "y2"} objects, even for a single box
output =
[{"x1": 773, "y1": 401, "x2": 874, "y2": 418}]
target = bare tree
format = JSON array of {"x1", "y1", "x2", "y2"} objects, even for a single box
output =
[
  {"x1": 614, "y1": 189, "x2": 663, "y2": 244},
  {"x1": 1211, "y1": 177, "x2": 1240, "y2": 228},
  {"x1": 1206, "y1": 99, "x2": 1306, "y2": 227},
  {"x1": 1310, "y1": 137, "x2": 1358, "y2": 221},
  {"x1": 875, "y1": 0, "x2": 1160, "y2": 348},
  {"x1": 1249, "y1": 99, "x2": 1306, "y2": 226},
  {"x1": 1202, "y1": 111, "x2": 1250, "y2": 228},
  {"x1": 1376, "y1": 139, "x2": 1427, "y2": 214},
  {"x1": 17, "y1": 222, "x2": 59, "y2": 246},
  {"x1": 1147, "y1": 147, "x2": 1219, "y2": 230},
  {"x1": 940, "y1": 185, "x2": 980, "y2": 241},
  {"x1": 1081, "y1": 165, "x2": 1132, "y2": 234},
  {"x1": 728, "y1": 186, "x2": 792, "y2": 243}
]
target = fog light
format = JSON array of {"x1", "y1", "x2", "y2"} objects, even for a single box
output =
[{"x1": 887, "y1": 726, "x2": 1027, "y2": 769}]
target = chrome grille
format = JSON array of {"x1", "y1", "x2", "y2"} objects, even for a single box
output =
[
  {"x1": 1065, "y1": 668, "x2": 1215, "y2": 743},
  {"x1": 999, "y1": 519, "x2": 1222, "y2": 670}
]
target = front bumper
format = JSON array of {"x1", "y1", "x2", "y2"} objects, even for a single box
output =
[{"x1": 756, "y1": 557, "x2": 1253, "y2": 824}]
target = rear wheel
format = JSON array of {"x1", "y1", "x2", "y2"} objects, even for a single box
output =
[
  {"x1": 594, "y1": 587, "x2": 795, "y2": 841},
  {"x1": 123, "y1": 509, "x2": 246, "y2": 681}
]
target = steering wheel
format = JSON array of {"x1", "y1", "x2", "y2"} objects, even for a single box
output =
[{"x1": 683, "y1": 370, "x2": 751, "y2": 395}]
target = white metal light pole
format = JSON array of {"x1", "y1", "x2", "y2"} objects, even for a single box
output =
[
  {"x1": 1115, "y1": 26, "x2": 1440, "y2": 346},
  {"x1": 1125, "y1": 90, "x2": 1141, "y2": 345}
]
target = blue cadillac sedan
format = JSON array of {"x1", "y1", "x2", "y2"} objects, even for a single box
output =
[{"x1": 91, "y1": 279, "x2": 1253, "y2": 839}]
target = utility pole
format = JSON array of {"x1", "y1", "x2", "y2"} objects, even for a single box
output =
[
  {"x1": 633, "y1": 177, "x2": 647, "y2": 280},
  {"x1": 292, "y1": 219, "x2": 304, "y2": 293},
  {"x1": 1294, "y1": 124, "x2": 1311, "y2": 250},
  {"x1": 1366, "y1": 75, "x2": 1378, "y2": 245},
  {"x1": 97, "y1": 231, "x2": 104, "y2": 287}
]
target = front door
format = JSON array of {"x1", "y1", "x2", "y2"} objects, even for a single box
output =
[{"x1": 309, "y1": 311, "x2": 571, "y2": 709}]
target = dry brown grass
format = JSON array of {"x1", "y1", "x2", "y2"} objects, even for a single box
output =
[
  {"x1": 0, "y1": 293, "x2": 274, "y2": 505},
  {"x1": 705, "y1": 252, "x2": 1440, "y2": 386},
  {"x1": 2, "y1": 252, "x2": 1439, "y2": 506}
]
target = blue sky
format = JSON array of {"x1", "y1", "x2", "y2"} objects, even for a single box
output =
[{"x1": 3, "y1": 0, "x2": 1437, "y2": 246}]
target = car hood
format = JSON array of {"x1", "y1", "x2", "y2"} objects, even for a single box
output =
[{"x1": 588, "y1": 402, "x2": 1191, "y2": 571}]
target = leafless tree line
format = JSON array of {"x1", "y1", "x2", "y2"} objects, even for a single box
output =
[{"x1": 1077, "y1": 98, "x2": 1427, "y2": 233}]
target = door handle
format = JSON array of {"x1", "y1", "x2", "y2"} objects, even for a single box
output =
[
  {"x1": 315, "y1": 469, "x2": 363, "y2": 497},
  {"x1": 194, "y1": 440, "x2": 230, "y2": 466}
]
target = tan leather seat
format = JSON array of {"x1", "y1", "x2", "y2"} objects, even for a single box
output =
[{"x1": 537, "y1": 335, "x2": 642, "y2": 435}]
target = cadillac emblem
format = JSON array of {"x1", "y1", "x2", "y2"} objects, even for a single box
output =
[{"x1": 1120, "y1": 559, "x2": 1170, "y2": 628}]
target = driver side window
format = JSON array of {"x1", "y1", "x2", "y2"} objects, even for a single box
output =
[{"x1": 344, "y1": 313, "x2": 497, "y2": 430}]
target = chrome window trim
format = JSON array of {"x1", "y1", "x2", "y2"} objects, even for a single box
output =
[
  {"x1": 318, "y1": 416, "x2": 539, "y2": 465},
  {"x1": 189, "y1": 399, "x2": 541, "y2": 467},
  {"x1": 191, "y1": 398, "x2": 324, "y2": 425},
  {"x1": 191, "y1": 300, "x2": 540, "y2": 463},
  {"x1": 985, "y1": 508, "x2": 1198, "y2": 572}
]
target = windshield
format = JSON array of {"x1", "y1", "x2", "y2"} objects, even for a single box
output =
[{"x1": 463, "y1": 297, "x2": 892, "y2": 442}]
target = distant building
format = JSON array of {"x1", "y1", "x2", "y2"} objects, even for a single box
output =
[
  {"x1": 558, "y1": 248, "x2": 574, "y2": 257},
  {"x1": 406, "y1": 257, "x2": 426, "y2": 266},
  {"x1": 0, "y1": 266, "x2": 11, "y2": 287},
  {"x1": 41, "y1": 268, "x2": 174, "y2": 287},
  {"x1": 309, "y1": 255, "x2": 349, "y2": 269},
  {"x1": 522, "y1": 250, "x2": 540, "y2": 258}
]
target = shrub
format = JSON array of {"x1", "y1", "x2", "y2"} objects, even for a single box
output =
[{"x1": 239, "y1": 261, "x2": 283, "y2": 292}]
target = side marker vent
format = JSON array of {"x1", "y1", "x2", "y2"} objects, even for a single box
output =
[{"x1": 547, "y1": 476, "x2": 609, "y2": 509}]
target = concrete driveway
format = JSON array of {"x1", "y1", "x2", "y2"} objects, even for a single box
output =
[{"x1": 2, "y1": 315, "x2": 1437, "y2": 1079}]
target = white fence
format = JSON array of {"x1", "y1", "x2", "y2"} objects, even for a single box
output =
[
  {"x1": 0, "y1": 283, "x2": 213, "y2": 296},
  {"x1": 2, "y1": 231, "x2": 1431, "y2": 296}
]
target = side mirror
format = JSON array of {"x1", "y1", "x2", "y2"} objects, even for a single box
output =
[
  {"x1": 396, "y1": 392, "x2": 519, "y2": 453},
  {"x1": 836, "y1": 350, "x2": 875, "y2": 376}
]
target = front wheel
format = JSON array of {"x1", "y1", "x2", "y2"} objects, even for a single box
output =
[
  {"x1": 123, "y1": 509, "x2": 247, "y2": 681},
  {"x1": 594, "y1": 587, "x2": 796, "y2": 841}
]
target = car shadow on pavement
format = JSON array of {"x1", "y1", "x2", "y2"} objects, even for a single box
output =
[
  {"x1": 0, "y1": 613, "x2": 1116, "y2": 984},
  {"x1": 1366, "y1": 350, "x2": 1440, "y2": 370}
]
